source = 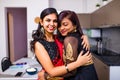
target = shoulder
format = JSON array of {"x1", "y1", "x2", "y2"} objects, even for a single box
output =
[
  {"x1": 64, "y1": 36, "x2": 78, "y2": 43},
  {"x1": 35, "y1": 41, "x2": 45, "y2": 49}
]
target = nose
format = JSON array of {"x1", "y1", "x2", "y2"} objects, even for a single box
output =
[{"x1": 50, "y1": 21, "x2": 54, "y2": 25}]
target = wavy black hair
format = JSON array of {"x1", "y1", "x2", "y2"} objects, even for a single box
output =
[{"x1": 30, "y1": 8, "x2": 58, "y2": 52}]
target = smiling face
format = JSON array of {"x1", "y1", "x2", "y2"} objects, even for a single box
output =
[
  {"x1": 41, "y1": 13, "x2": 58, "y2": 34},
  {"x1": 58, "y1": 17, "x2": 76, "y2": 36}
]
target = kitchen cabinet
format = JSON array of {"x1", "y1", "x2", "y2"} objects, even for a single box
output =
[
  {"x1": 91, "y1": 0, "x2": 120, "y2": 28},
  {"x1": 93, "y1": 53, "x2": 120, "y2": 80},
  {"x1": 91, "y1": 6, "x2": 107, "y2": 28},
  {"x1": 84, "y1": 0, "x2": 112, "y2": 13},
  {"x1": 93, "y1": 55, "x2": 109, "y2": 80},
  {"x1": 105, "y1": 0, "x2": 120, "y2": 26},
  {"x1": 77, "y1": 14, "x2": 91, "y2": 29}
]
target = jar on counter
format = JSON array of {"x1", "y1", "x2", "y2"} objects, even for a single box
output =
[{"x1": 97, "y1": 40, "x2": 103, "y2": 54}]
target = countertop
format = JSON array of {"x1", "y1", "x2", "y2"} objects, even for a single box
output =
[
  {"x1": 0, "y1": 58, "x2": 42, "y2": 79},
  {"x1": 91, "y1": 48, "x2": 120, "y2": 66}
]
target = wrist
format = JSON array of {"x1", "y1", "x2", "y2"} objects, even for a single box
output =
[
  {"x1": 44, "y1": 72, "x2": 50, "y2": 79},
  {"x1": 75, "y1": 60, "x2": 81, "y2": 68},
  {"x1": 65, "y1": 64, "x2": 70, "y2": 73}
]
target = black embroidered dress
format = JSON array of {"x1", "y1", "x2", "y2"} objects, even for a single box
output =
[
  {"x1": 64, "y1": 32, "x2": 98, "y2": 80},
  {"x1": 37, "y1": 39, "x2": 63, "y2": 66}
]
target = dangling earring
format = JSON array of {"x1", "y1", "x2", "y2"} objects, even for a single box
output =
[
  {"x1": 41, "y1": 27, "x2": 44, "y2": 34},
  {"x1": 74, "y1": 27, "x2": 77, "y2": 32},
  {"x1": 74, "y1": 28, "x2": 77, "y2": 32}
]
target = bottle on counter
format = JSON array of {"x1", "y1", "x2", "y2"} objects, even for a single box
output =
[{"x1": 97, "y1": 40, "x2": 103, "y2": 54}]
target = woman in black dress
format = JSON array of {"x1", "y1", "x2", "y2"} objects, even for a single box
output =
[{"x1": 58, "y1": 10, "x2": 98, "y2": 80}]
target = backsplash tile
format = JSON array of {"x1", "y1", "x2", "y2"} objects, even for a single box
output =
[{"x1": 102, "y1": 27, "x2": 120, "y2": 54}]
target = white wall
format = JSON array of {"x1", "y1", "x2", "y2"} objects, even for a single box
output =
[
  {"x1": 50, "y1": 0, "x2": 84, "y2": 13},
  {"x1": 52, "y1": 0, "x2": 113, "y2": 13},
  {"x1": 86, "y1": 0, "x2": 99, "y2": 13},
  {"x1": 0, "y1": 0, "x2": 49, "y2": 72},
  {"x1": 49, "y1": 0, "x2": 102, "y2": 13}
]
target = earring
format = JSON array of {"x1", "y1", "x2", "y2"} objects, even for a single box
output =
[
  {"x1": 72, "y1": 26, "x2": 77, "y2": 32},
  {"x1": 74, "y1": 29, "x2": 77, "y2": 32},
  {"x1": 74, "y1": 27, "x2": 77, "y2": 32},
  {"x1": 41, "y1": 27, "x2": 44, "y2": 34}
]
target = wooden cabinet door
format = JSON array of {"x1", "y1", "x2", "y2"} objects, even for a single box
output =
[
  {"x1": 77, "y1": 14, "x2": 91, "y2": 29},
  {"x1": 93, "y1": 55, "x2": 109, "y2": 80}
]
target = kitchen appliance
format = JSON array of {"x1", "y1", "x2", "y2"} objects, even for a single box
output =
[{"x1": 86, "y1": 29, "x2": 101, "y2": 38}]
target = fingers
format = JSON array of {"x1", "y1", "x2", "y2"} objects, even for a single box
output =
[
  {"x1": 79, "y1": 50, "x2": 84, "y2": 56},
  {"x1": 84, "y1": 52, "x2": 93, "y2": 65},
  {"x1": 41, "y1": 69, "x2": 45, "y2": 72},
  {"x1": 82, "y1": 40, "x2": 90, "y2": 51},
  {"x1": 38, "y1": 69, "x2": 46, "y2": 80},
  {"x1": 87, "y1": 53, "x2": 93, "y2": 61},
  {"x1": 83, "y1": 42, "x2": 87, "y2": 49},
  {"x1": 81, "y1": 35, "x2": 85, "y2": 46},
  {"x1": 83, "y1": 51, "x2": 90, "y2": 56},
  {"x1": 83, "y1": 51, "x2": 92, "y2": 61},
  {"x1": 81, "y1": 35, "x2": 86, "y2": 40},
  {"x1": 81, "y1": 38, "x2": 85, "y2": 45},
  {"x1": 77, "y1": 50, "x2": 94, "y2": 66},
  {"x1": 81, "y1": 35, "x2": 90, "y2": 50}
]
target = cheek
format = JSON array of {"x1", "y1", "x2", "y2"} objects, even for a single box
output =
[
  {"x1": 42, "y1": 23, "x2": 47, "y2": 27},
  {"x1": 69, "y1": 28, "x2": 73, "y2": 32},
  {"x1": 68, "y1": 26, "x2": 74, "y2": 31},
  {"x1": 58, "y1": 27, "x2": 61, "y2": 31},
  {"x1": 55, "y1": 23, "x2": 58, "y2": 28}
]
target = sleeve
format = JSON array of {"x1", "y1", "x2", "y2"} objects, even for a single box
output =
[{"x1": 63, "y1": 36, "x2": 78, "y2": 78}]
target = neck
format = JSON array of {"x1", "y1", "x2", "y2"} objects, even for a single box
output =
[{"x1": 45, "y1": 32, "x2": 54, "y2": 42}]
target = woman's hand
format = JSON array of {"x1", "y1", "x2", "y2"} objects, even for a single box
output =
[
  {"x1": 81, "y1": 35, "x2": 90, "y2": 50},
  {"x1": 38, "y1": 70, "x2": 64, "y2": 80},
  {"x1": 76, "y1": 51, "x2": 92, "y2": 67},
  {"x1": 38, "y1": 70, "x2": 46, "y2": 80}
]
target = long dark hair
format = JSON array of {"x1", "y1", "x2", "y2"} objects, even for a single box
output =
[
  {"x1": 30, "y1": 8, "x2": 58, "y2": 52},
  {"x1": 57, "y1": 10, "x2": 83, "y2": 41}
]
